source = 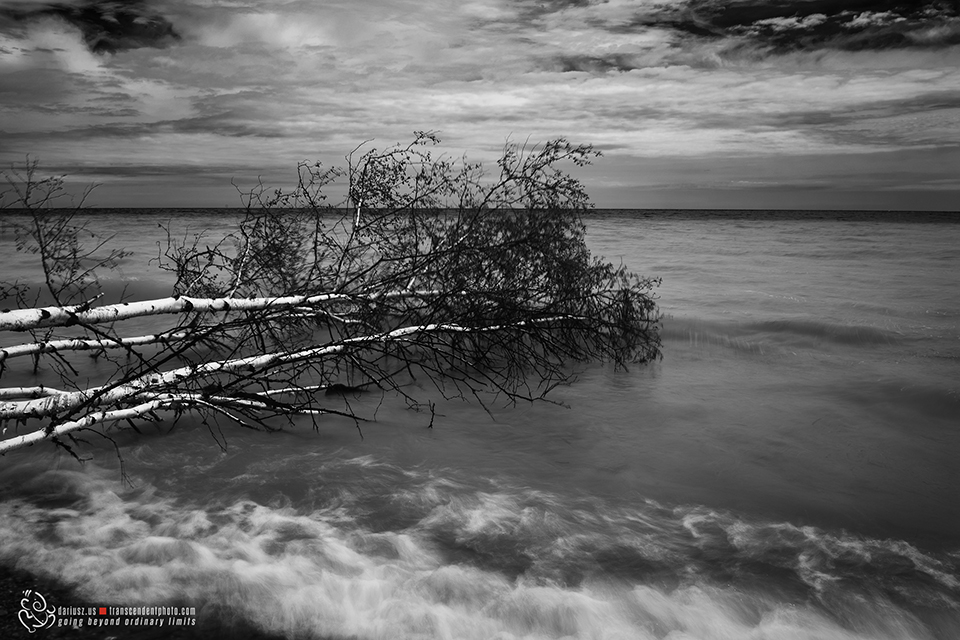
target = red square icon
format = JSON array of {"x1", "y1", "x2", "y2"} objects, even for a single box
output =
[{"x1": 99, "y1": 607, "x2": 106, "y2": 615}]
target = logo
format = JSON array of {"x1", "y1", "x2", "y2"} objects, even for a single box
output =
[{"x1": 18, "y1": 590, "x2": 56, "y2": 634}]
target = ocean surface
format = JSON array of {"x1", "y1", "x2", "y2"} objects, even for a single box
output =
[{"x1": 1, "y1": 209, "x2": 959, "y2": 639}]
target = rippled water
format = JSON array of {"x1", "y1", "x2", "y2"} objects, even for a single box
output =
[{"x1": 1, "y1": 209, "x2": 959, "y2": 639}]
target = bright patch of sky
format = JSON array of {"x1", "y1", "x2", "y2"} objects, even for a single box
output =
[
  {"x1": 751, "y1": 14, "x2": 828, "y2": 32},
  {"x1": 1, "y1": 0, "x2": 958, "y2": 209},
  {"x1": 847, "y1": 11, "x2": 907, "y2": 30}
]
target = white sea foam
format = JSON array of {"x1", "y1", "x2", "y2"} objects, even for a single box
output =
[{"x1": 1, "y1": 457, "x2": 958, "y2": 639}]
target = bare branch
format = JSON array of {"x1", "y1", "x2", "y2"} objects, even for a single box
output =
[{"x1": 0, "y1": 137, "x2": 661, "y2": 462}]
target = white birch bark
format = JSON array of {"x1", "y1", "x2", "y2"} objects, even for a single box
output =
[
  {"x1": 0, "y1": 289, "x2": 440, "y2": 332},
  {"x1": 0, "y1": 331, "x2": 193, "y2": 363}
]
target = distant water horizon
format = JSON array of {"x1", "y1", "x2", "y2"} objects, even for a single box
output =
[{"x1": 3, "y1": 207, "x2": 959, "y2": 219}]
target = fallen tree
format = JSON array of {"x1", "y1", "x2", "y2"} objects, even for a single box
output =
[{"x1": 0, "y1": 134, "x2": 661, "y2": 460}]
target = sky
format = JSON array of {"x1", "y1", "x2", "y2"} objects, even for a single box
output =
[{"x1": 1, "y1": 0, "x2": 959, "y2": 210}]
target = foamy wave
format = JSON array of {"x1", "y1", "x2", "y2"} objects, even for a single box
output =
[{"x1": 1, "y1": 458, "x2": 958, "y2": 639}]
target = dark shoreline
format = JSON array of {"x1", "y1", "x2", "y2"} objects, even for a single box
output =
[{"x1": 1, "y1": 564, "x2": 286, "y2": 640}]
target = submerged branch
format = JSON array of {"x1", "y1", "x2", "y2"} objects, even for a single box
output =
[{"x1": 0, "y1": 315, "x2": 585, "y2": 424}]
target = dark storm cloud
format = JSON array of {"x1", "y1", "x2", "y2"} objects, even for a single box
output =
[
  {"x1": 1, "y1": 111, "x2": 291, "y2": 140},
  {"x1": 0, "y1": 0, "x2": 180, "y2": 53},
  {"x1": 548, "y1": 53, "x2": 641, "y2": 73},
  {"x1": 66, "y1": 163, "x2": 250, "y2": 178},
  {"x1": 688, "y1": 90, "x2": 960, "y2": 127},
  {"x1": 692, "y1": 1, "x2": 959, "y2": 51},
  {"x1": 527, "y1": 0, "x2": 960, "y2": 53},
  {"x1": 688, "y1": 0, "x2": 960, "y2": 52}
]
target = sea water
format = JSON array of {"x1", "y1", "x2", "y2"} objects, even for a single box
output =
[{"x1": 1, "y1": 209, "x2": 958, "y2": 639}]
